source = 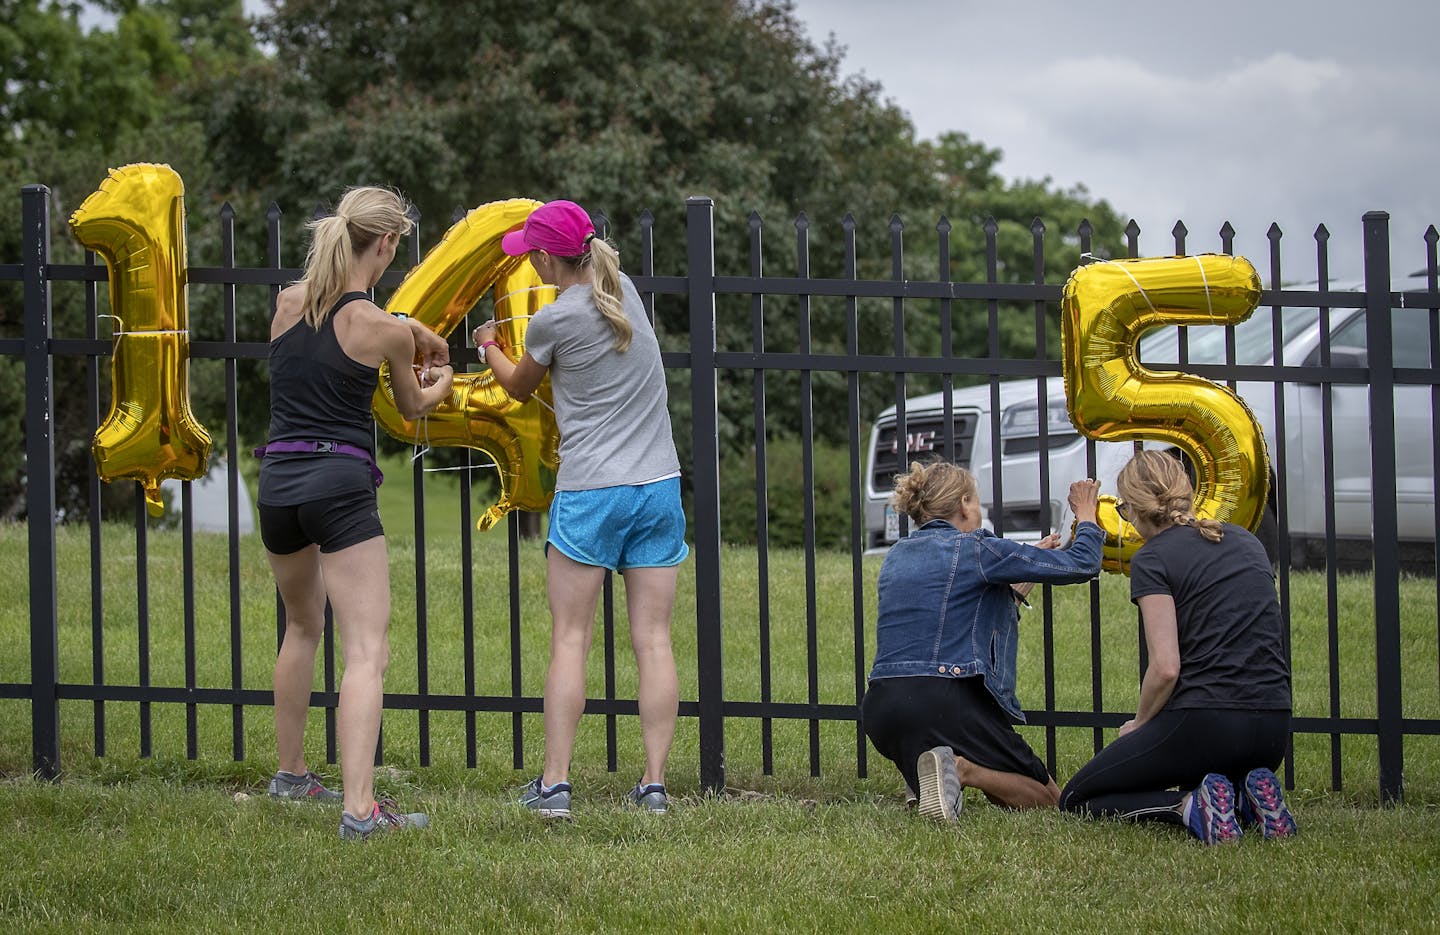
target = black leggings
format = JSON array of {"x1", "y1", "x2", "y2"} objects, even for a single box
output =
[{"x1": 1059, "y1": 707, "x2": 1290, "y2": 824}]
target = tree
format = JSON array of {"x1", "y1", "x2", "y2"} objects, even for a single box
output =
[
  {"x1": 2, "y1": 0, "x2": 1128, "y2": 523},
  {"x1": 0, "y1": 0, "x2": 260, "y2": 519}
]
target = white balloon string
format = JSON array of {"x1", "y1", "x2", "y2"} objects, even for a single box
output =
[
  {"x1": 97, "y1": 313, "x2": 188, "y2": 337},
  {"x1": 495, "y1": 283, "x2": 552, "y2": 304},
  {"x1": 1194, "y1": 255, "x2": 1215, "y2": 325},
  {"x1": 1110, "y1": 263, "x2": 1157, "y2": 317},
  {"x1": 410, "y1": 413, "x2": 432, "y2": 463},
  {"x1": 407, "y1": 415, "x2": 514, "y2": 479}
]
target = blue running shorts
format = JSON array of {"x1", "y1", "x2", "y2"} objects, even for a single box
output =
[{"x1": 546, "y1": 477, "x2": 689, "y2": 571}]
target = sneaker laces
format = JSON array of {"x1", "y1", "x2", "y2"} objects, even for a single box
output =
[{"x1": 373, "y1": 796, "x2": 409, "y2": 828}]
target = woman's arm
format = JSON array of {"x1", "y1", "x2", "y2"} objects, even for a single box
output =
[
  {"x1": 1120, "y1": 593, "x2": 1181, "y2": 735},
  {"x1": 401, "y1": 316, "x2": 450, "y2": 368},
  {"x1": 473, "y1": 319, "x2": 548, "y2": 401},
  {"x1": 381, "y1": 316, "x2": 453, "y2": 419},
  {"x1": 990, "y1": 478, "x2": 1104, "y2": 589},
  {"x1": 1011, "y1": 532, "x2": 1061, "y2": 602}
]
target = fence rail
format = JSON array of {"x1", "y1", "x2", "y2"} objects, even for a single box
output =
[{"x1": 5, "y1": 186, "x2": 1438, "y2": 803}]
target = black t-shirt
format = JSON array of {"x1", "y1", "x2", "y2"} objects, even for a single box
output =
[{"x1": 1129, "y1": 522, "x2": 1291, "y2": 711}]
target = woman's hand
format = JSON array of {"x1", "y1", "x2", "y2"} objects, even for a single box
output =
[
  {"x1": 471, "y1": 319, "x2": 499, "y2": 350},
  {"x1": 1068, "y1": 478, "x2": 1101, "y2": 525},
  {"x1": 419, "y1": 363, "x2": 453, "y2": 388},
  {"x1": 1118, "y1": 718, "x2": 1138, "y2": 737},
  {"x1": 393, "y1": 315, "x2": 450, "y2": 368},
  {"x1": 1034, "y1": 532, "x2": 1061, "y2": 550}
]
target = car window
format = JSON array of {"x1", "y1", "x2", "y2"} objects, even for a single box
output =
[
  {"x1": 1138, "y1": 306, "x2": 1318, "y2": 366},
  {"x1": 1328, "y1": 308, "x2": 1435, "y2": 369}
]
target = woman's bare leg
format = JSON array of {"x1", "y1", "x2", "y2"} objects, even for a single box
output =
[
  {"x1": 622, "y1": 565, "x2": 679, "y2": 786},
  {"x1": 956, "y1": 754, "x2": 1061, "y2": 809},
  {"x1": 542, "y1": 548, "x2": 607, "y2": 785},
  {"x1": 267, "y1": 544, "x2": 327, "y2": 777},
  {"x1": 318, "y1": 536, "x2": 392, "y2": 819}
]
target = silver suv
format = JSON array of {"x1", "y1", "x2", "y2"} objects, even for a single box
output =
[{"x1": 863, "y1": 277, "x2": 1436, "y2": 567}]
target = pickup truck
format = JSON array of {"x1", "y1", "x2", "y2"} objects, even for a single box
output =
[{"x1": 863, "y1": 276, "x2": 1436, "y2": 568}]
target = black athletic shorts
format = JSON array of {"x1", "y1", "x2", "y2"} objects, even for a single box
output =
[
  {"x1": 258, "y1": 489, "x2": 384, "y2": 555},
  {"x1": 861, "y1": 674, "x2": 1051, "y2": 793}
]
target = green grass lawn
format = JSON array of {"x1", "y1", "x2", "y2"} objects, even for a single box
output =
[{"x1": 1, "y1": 464, "x2": 1438, "y2": 932}]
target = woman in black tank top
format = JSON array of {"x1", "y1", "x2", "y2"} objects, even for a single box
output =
[{"x1": 258, "y1": 186, "x2": 454, "y2": 840}]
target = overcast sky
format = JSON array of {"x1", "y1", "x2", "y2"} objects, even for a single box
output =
[{"x1": 791, "y1": 0, "x2": 1439, "y2": 283}]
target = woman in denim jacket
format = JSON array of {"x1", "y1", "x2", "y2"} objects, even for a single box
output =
[{"x1": 861, "y1": 460, "x2": 1102, "y2": 821}]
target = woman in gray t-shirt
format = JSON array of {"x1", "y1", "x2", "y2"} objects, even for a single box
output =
[{"x1": 474, "y1": 200, "x2": 687, "y2": 819}]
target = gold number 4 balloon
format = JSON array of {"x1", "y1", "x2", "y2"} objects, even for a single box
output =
[
  {"x1": 372, "y1": 199, "x2": 561, "y2": 531},
  {"x1": 1060, "y1": 254, "x2": 1271, "y2": 574},
  {"x1": 70, "y1": 164, "x2": 213, "y2": 517}
]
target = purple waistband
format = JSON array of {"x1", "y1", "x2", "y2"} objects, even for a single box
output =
[{"x1": 253, "y1": 440, "x2": 383, "y2": 488}]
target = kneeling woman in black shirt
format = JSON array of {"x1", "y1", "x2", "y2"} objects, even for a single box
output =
[{"x1": 1059, "y1": 450, "x2": 1297, "y2": 844}]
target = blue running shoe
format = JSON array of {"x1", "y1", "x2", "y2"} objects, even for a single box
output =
[
  {"x1": 627, "y1": 781, "x2": 669, "y2": 813},
  {"x1": 268, "y1": 769, "x2": 342, "y2": 803},
  {"x1": 1185, "y1": 773, "x2": 1243, "y2": 844},
  {"x1": 915, "y1": 746, "x2": 963, "y2": 822},
  {"x1": 519, "y1": 777, "x2": 572, "y2": 819},
  {"x1": 1239, "y1": 767, "x2": 1298, "y2": 839}
]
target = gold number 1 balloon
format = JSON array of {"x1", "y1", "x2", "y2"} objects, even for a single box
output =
[
  {"x1": 1060, "y1": 254, "x2": 1270, "y2": 574},
  {"x1": 372, "y1": 199, "x2": 561, "y2": 531},
  {"x1": 70, "y1": 164, "x2": 213, "y2": 517}
]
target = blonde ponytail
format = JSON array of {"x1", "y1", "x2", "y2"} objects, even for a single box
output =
[
  {"x1": 588, "y1": 236, "x2": 631, "y2": 352},
  {"x1": 301, "y1": 215, "x2": 353, "y2": 329},
  {"x1": 299, "y1": 186, "x2": 413, "y2": 329}
]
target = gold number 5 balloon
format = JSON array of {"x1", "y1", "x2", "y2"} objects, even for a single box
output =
[
  {"x1": 372, "y1": 199, "x2": 561, "y2": 531},
  {"x1": 70, "y1": 164, "x2": 213, "y2": 517},
  {"x1": 1060, "y1": 254, "x2": 1270, "y2": 574}
]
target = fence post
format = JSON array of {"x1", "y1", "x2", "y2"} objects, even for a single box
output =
[
  {"x1": 23, "y1": 184, "x2": 60, "y2": 779},
  {"x1": 1362, "y1": 210, "x2": 1403, "y2": 805},
  {"x1": 686, "y1": 196, "x2": 726, "y2": 793}
]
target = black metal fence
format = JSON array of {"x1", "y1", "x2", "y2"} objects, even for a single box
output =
[{"x1": 6, "y1": 185, "x2": 1438, "y2": 803}]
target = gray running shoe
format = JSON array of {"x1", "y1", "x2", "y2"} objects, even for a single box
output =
[
  {"x1": 903, "y1": 781, "x2": 918, "y2": 810},
  {"x1": 268, "y1": 769, "x2": 342, "y2": 802},
  {"x1": 916, "y1": 746, "x2": 963, "y2": 822},
  {"x1": 627, "y1": 781, "x2": 669, "y2": 813},
  {"x1": 519, "y1": 777, "x2": 572, "y2": 819},
  {"x1": 339, "y1": 797, "x2": 429, "y2": 841}
]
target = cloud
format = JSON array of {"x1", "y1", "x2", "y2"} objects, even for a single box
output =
[{"x1": 944, "y1": 48, "x2": 1439, "y2": 276}]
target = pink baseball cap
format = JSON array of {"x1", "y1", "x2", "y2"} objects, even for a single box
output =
[{"x1": 501, "y1": 200, "x2": 596, "y2": 256}]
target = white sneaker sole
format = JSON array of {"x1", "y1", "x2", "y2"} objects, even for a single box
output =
[{"x1": 916, "y1": 747, "x2": 962, "y2": 822}]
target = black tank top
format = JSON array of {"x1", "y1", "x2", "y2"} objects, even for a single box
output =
[{"x1": 259, "y1": 292, "x2": 379, "y2": 505}]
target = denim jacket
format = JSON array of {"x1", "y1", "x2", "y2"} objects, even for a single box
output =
[{"x1": 868, "y1": 519, "x2": 1103, "y2": 722}]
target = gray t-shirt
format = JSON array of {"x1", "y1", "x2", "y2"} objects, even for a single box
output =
[{"x1": 523, "y1": 272, "x2": 681, "y2": 491}]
